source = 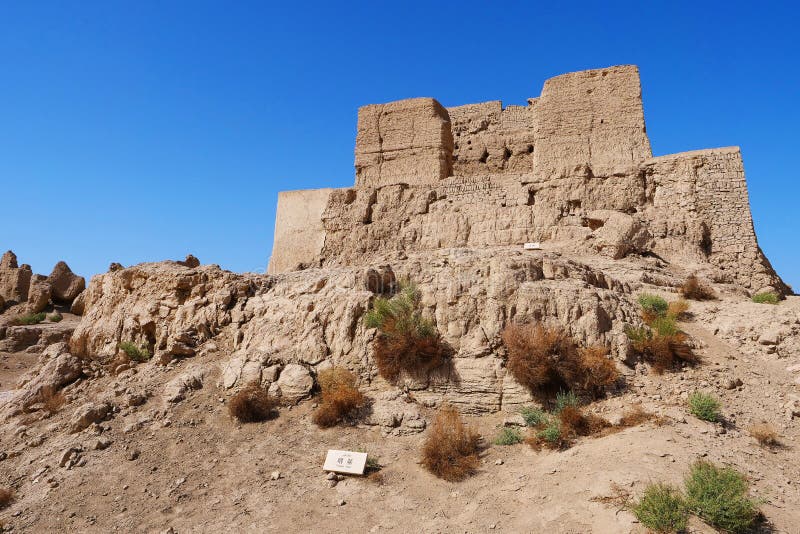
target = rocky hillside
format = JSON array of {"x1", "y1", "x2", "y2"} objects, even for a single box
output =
[{"x1": 0, "y1": 246, "x2": 798, "y2": 532}]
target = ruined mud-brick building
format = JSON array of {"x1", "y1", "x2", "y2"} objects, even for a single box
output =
[{"x1": 268, "y1": 65, "x2": 787, "y2": 295}]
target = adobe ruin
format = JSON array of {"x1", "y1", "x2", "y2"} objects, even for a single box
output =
[{"x1": 270, "y1": 65, "x2": 787, "y2": 295}]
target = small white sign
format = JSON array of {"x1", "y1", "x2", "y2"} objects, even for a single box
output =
[
  {"x1": 323, "y1": 449, "x2": 368, "y2": 475},
  {"x1": 523, "y1": 242, "x2": 541, "y2": 250}
]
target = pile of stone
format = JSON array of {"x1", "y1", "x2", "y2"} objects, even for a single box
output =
[{"x1": 0, "y1": 250, "x2": 86, "y2": 315}]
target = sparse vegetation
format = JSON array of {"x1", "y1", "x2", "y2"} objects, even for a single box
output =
[
  {"x1": 0, "y1": 487, "x2": 13, "y2": 509},
  {"x1": 553, "y1": 390, "x2": 579, "y2": 414},
  {"x1": 312, "y1": 368, "x2": 366, "y2": 428},
  {"x1": 493, "y1": 427, "x2": 523, "y2": 445},
  {"x1": 228, "y1": 382, "x2": 277, "y2": 423},
  {"x1": 748, "y1": 423, "x2": 779, "y2": 448},
  {"x1": 680, "y1": 275, "x2": 716, "y2": 301},
  {"x1": 638, "y1": 293, "x2": 669, "y2": 322},
  {"x1": 632, "y1": 483, "x2": 689, "y2": 533},
  {"x1": 685, "y1": 461, "x2": 759, "y2": 533},
  {"x1": 420, "y1": 405, "x2": 480, "y2": 481},
  {"x1": 529, "y1": 418, "x2": 566, "y2": 450},
  {"x1": 501, "y1": 323, "x2": 618, "y2": 404},
  {"x1": 524, "y1": 394, "x2": 611, "y2": 450},
  {"x1": 13, "y1": 312, "x2": 46, "y2": 325},
  {"x1": 520, "y1": 406, "x2": 547, "y2": 427},
  {"x1": 688, "y1": 391, "x2": 721, "y2": 423},
  {"x1": 118, "y1": 341, "x2": 151, "y2": 362},
  {"x1": 47, "y1": 312, "x2": 63, "y2": 322},
  {"x1": 751, "y1": 291, "x2": 779, "y2": 305},
  {"x1": 617, "y1": 405, "x2": 667, "y2": 428},
  {"x1": 365, "y1": 283, "x2": 448, "y2": 382},
  {"x1": 626, "y1": 295, "x2": 699, "y2": 374}
]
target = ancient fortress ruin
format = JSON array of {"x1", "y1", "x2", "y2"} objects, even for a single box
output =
[{"x1": 268, "y1": 65, "x2": 787, "y2": 295}]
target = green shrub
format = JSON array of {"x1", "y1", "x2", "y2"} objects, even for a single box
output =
[
  {"x1": 688, "y1": 391, "x2": 721, "y2": 422},
  {"x1": 553, "y1": 390, "x2": 579, "y2": 414},
  {"x1": 520, "y1": 406, "x2": 547, "y2": 427},
  {"x1": 625, "y1": 325, "x2": 651, "y2": 344},
  {"x1": 48, "y1": 312, "x2": 63, "y2": 323},
  {"x1": 536, "y1": 419, "x2": 562, "y2": 444},
  {"x1": 14, "y1": 312, "x2": 46, "y2": 325},
  {"x1": 632, "y1": 483, "x2": 689, "y2": 533},
  {"x1": 493, "y1": 427, "x2": 523, "y2": 446},
  {"x1": 364, "y1": 282, "x2": 446, "y2": 382},
  {"x1": 638, "y1": 294, "x2": 669, "y2": 318},
  {"x1": 685, "y1": 461, "x2": 759, "y2": 533},
  {"x1": 118, "y1": 341, "x2": 152, "y2": 362},
  {"x1": 650, "y1": 316, "x2": 679, "y2": 337},
  {"x1": 751, "y1": 292, "x2": 779, "y2": 305}
]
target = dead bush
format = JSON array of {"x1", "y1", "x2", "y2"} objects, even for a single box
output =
[
  {"x1": 558, "y1": 405, "x2": 611, "y2": 438},
  {"x1": 0, "y1": 487, "x2": 13, "y2": 509},
  {"x1": 617, "y1": 405, "x2": 666, "y2": 428},
  {"x1": 312, "y1": 368, "x2": 366, "y2": 428},
  {"x1": 502, "y1": 323, "x2": 617, "y2": 403},
  {"x1": 420, "y1": 406, "x2": 480, "y2": 482},
  {"x1": 228, "y1": 382, "x2": 277, "y2": 423},
  {"x1": 366, "y1": 283, "x2": 449, "y2": 382},
  {"x1": 680, "y1": 275, "x2": 716, "y2": 301},
  {"x1": 748, "y1": 423, "x2": 780, "y2": 447},
  {"x1": 667, "y1": 299, "x2": 690, "y2": 319},
  {"x1": 627, "y1": 328, "x2": 700, "y2": 374}
]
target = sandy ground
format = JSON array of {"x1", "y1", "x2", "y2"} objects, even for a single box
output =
[{"x1": 1, "y1": 298, "x2": 799, "y2": 533}]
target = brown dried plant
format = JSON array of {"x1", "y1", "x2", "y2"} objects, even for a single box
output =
[
  {"x1": 312, "y1": 368, "x2": 366, "y2": 428},
  {"x1": 420, "y1": 406, "x2": 481, "y2": 482}
]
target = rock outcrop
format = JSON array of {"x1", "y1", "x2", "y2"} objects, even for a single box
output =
[{"x1": 48, "y1": 261, "x2": 86, "y2": 303}]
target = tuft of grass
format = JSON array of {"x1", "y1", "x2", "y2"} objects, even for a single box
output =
[
  {"x1": 650, "y1": 315, "x2": 679, "y2": 337},
  {"x1": 632, "y1": 483, "x2": 689, "y2": 533},
  {"x1": 532, "y1": 419, "x2": 565, "y2": 449},
  {"x1": 667, "y1": 299, "x2": 690, "y2": 320},
  {"x1": 47, "y1": 312, "x2": 63, "y2": 323},
  {"x1": 228, "y1": 382, "x2": 277, "y2": 423},
  {"x1": 13, "y1": 312, "x2": 46, "y2": 325},
  {"x1": 0, "y1": 487, "x2": 14, "y2": 509},
  {"x1": 420, "y1": 405, "x2": 480, "y2": 482},
  {"x1": 685, "y1": 461, "x2": 759, "y2": 533},
  {"x1": 493, "y1": 427, "x2": 523, "y2": 446},
  {"x1": 501, "y1": 323, "x2": 617, "y2": 404},
  {"x1": 688, "y1": 391, "x2": 721, "y2": 423},
  {"x1": 312, "y1": 368, "x2": 366, "y2": 428},
  {"x1": 638, "y1": 293, "x2": 669, "y2": 321},
  {"x1": 680, "y1": 275, "x2": 716, "y2": 301},
  {"x1": 748, "y1": 423, "x2": 779, "y2": 448},
  {"x1": 617, "y1": 405, "x2": 666, "y2": 428},
  {"x1": 520, "y1": 406, "x2": 547, "y2": 427},
  {"x1": 751, "y1": 292, "x2": 779, "y2": 305},
  {"x1": 118, "y1": 341, "x2": 151, "y2": 362},
  {"x1": 553, "y1": 390, "x2": 579, "y2": 414},
  {"x1": 365, "y1": 282, "x2": 447, "y2": 383}
]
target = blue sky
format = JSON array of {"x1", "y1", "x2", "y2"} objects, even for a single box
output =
[{"x1": 1, "y1": 1, "x2": 797, "y2": 290}]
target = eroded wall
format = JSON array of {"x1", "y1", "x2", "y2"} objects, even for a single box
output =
[
  {"x1": 354, "y1": 98, "x2": 453, "y2": 188},
  {"x1": 267, "y1": 188, "x2": 334, "y2": 275}
]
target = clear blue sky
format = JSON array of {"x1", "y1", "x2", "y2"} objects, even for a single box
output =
[{"x1": 2, "y1": 1, "x2": 797, "y2": 290}]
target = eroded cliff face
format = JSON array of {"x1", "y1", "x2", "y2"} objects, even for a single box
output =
[{"x1": 64, "y1": 249, "x2": 639, "y2": 414}]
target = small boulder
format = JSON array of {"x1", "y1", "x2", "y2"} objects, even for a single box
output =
[
  {"x1": 68, "y1": 401, "x2": 111, "y2": 433},
  {"x1": 48, "y1": 261, "x2": 86, "y2": 303},
  {"x1": 108, "y1": 262, "x2": 124, "y2": 272},
  {"x1": 70, "y1": 290, "x2": 86, "y2": 315},
  {"x1": 26, "y1": 275, "x2": 52, "y2": 313},
  {"x1": 758, "y1": 329, "x2": 781, "y2": 346},
  {"x1": 164, "y1": 367, "x2": 205, "y2": 403},
  {"x1": 273, "y1": 363, "x2": 313, "y2": 402},
  {"x1": 178, "y1": 255, "x2": 200, "y2": 268},
  {"x1": 364, "y1": 265, "x2": 396, "y2": 294}
]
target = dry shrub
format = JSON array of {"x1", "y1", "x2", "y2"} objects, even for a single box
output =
[
  {"x1": 312, "y1": 368, "x2": 366, "y2": 428},
  {"x1": 629, "y1": 331, "x2": 700, "y2": 374},
  {"x1": 502, "y1": 323, "x2": 617, "y2": 403},
  {"x1": 578, "y1": 346, "x2": 620, "y2": 396},
  {"x1": 748, "y1": 423, "x2": 779, "y2": 447},
  {"x1": 667, "y1": 299, "x2": 690, "y2": 319},
  {"x1": 617, "y1": 405, "x2": 667, "y2": 428},
  {"x1": 366, "y1": 284, "x2": 449, "y2": 382},
  {"x1": 373, "y1": 322, "x2": 448, "y2": 383},
  {"x1": 680, "y1": 275, "x2": 716, "y2": 301},
  {"x1": 228, "y1": 382, "x2": 277, "y2": 423},
  {"x1": 420, "y1": 406, "x2": 480, "y2": 482},
  {"x1": 0, "y1": 487, "x2": 13, "y2": 509},
  {"x1": 558, "y1": 405, "x2": 611, "y2": 438}
]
